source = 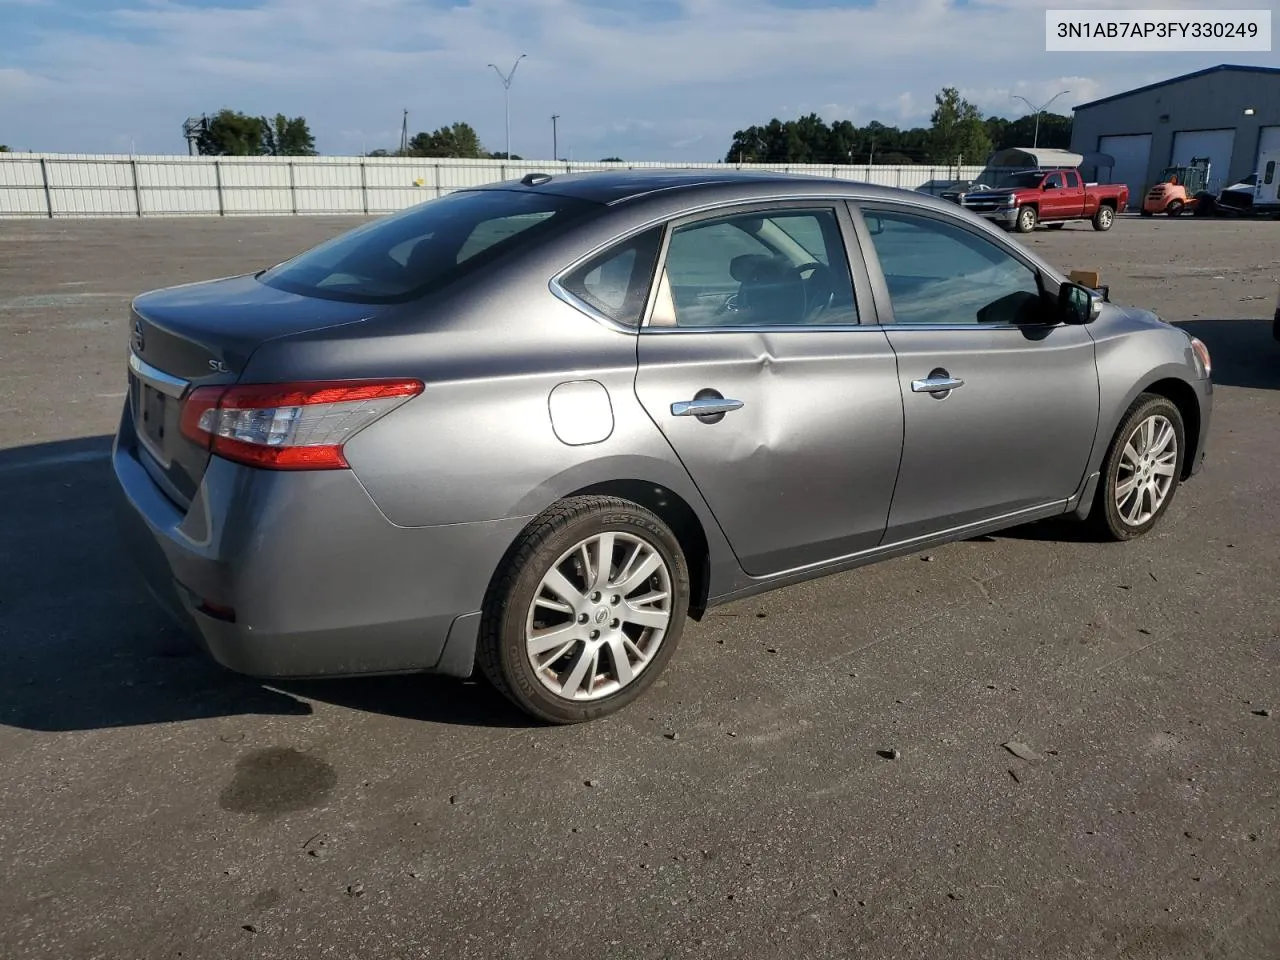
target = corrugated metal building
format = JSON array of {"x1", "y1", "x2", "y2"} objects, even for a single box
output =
[{"x1": 1069, "y1": 64, "x2": 1280, "y2": 208}]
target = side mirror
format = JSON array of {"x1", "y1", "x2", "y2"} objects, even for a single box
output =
[{"x1": 1059, "y1": 281, "x2": 1102, "y2": 324}]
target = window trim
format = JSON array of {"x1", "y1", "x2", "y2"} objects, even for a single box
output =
[
  {"x1": 636, "y1": 199, "x2": 877, "y2": 334},
  {"x1": 847, "y1": 200, "x2": 1058, "y2": 331}
]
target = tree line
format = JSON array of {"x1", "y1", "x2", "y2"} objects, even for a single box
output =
[
  {"x1": 724, "y1": 87, "x2": 1072, "y2": 165},
  {"x1": 190, "y1": 109, "x2": 317, "y2": 156}
]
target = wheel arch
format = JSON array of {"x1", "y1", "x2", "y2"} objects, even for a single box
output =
[
  {"x1": 1140, "y1": 376, "x2": 1202, "y2": 479},
  {"x1": 569, "y1": 479, "x2": 712, "y2": 620}
]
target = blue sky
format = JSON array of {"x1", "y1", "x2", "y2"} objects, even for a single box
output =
[{"x1": 0, "y1": 0, "x2": 1275, "y2": 158}]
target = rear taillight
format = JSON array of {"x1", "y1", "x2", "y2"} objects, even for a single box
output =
[{"x1": 180, "y1": 379, "x2": 423, "y2": 470}]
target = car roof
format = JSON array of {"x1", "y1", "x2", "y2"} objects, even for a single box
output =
[{"x1": 465, "y1": 168, "x2": 960, "y2": 211}]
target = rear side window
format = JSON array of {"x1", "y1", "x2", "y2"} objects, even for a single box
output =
[
  {"x1": 260, "y1": 190, "x2": 598, "y2": 303},
  {"x1": 1266, "y1": 161, "x2": 1276, "y2": 185},
  {"x1": 558, "y1": 227, "x2": 663, "y2": 328},
  {"x1": 1065, "y1": 171, "x2": 1081, "y2": 188}
]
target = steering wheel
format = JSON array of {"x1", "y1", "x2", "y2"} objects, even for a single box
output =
[{"x1": 792, "y1": 261, "x2": 835, "y2": 322}]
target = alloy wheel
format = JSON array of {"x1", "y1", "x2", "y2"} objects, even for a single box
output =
[
  {"x1": 1114, "y1": 414, "x2": 1178, "y2": 526},
  {"x1": 525, "y1": 532, "x2": 673, "y2": 701}
]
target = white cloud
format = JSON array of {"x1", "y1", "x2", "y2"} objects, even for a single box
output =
[{"x1": 0, "y1": 0, "x2": 1273, "y2": 159}]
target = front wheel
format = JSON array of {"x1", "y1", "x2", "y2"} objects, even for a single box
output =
[
  {"x1": 1014, "y1": 206, "x2": 1038, "y2": 233},
  {"x1": 477, "y1": 496, "x2": 690, "y2": 724},
  {"x1": 1167, "y1": 200, "x2": 1184, "y2": 217},
  {"x1": 1088, "y1": 394, "x2": 1186, "y2": 541},
  {"x1": 1092, "y1": 206, "x2": 1115, "y2": 231}
]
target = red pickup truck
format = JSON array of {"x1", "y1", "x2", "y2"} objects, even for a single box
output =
[{"x1": 959, "y1": 169, "x2": 1129, "y2": 233}]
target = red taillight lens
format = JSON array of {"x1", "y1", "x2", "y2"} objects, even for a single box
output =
[{"x1": 181, "y1": 379, "x2": 423, "y2": 470}]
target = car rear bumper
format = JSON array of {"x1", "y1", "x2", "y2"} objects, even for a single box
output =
[{"x1": 111, "y1": 406, "x2": 530, "y2": 679}]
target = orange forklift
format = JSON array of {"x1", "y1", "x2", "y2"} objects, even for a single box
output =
[{"x1": 1141, "y1": 157, "x2": 1211, "y2": 217}]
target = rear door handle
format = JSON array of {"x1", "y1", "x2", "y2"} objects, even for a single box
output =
[
  {"x1": 911, "y1": 376, "x2": 965, "y2": 394},
  {"x1": 671, "y1": 398, "x2": 745, "y2": 417}
]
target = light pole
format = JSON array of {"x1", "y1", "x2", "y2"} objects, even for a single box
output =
[
  {"x1": 551, "y1": 114, "x2": 560, "y2": 161},
  {"x1": 1011, "y1": 90, "x2": 1070, "y2": 148},
  {"x1": 487, "y1": 54, "x2": 527, "y2": 160}
]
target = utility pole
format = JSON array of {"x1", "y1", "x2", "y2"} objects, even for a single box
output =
[
  {"x1": 399, "y1": 108, "x2": 409, "y2": 155},
  {"x1": 1011, "y1": 90, "x2": 1070, "y2": 148},
  {"x1": 488, "y1": 54, "x2": 527, "y2": 160},
  {"x1": 551, "y1": 114, "x2": 560, "y2": 161}
]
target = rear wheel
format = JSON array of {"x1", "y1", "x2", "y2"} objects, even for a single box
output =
[
  {"x1": 1167, "y1": 200, "x2": 1184, "y2": 217},
  {"x1": 1015, "y1": 206, "x2": 1038, "y2": 233},
  {"x1": 1092, "y1": 206, "x2": 1115, "y2": 231},
  {"x1": 477, "y1": 496, "x2": 690, "y2": 724},
  {"x1": 1088, "y1": 394, "x2": 1185, "y2": 541}
]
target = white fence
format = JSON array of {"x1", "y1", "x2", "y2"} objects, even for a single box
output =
[{"x1": 0, "y1": 153, "x2": 988, "y2": 219}]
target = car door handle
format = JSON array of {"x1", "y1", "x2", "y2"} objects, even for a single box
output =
[
  {"x1": 671, "y1": 398, "x2": 744, "y2": 417},
  {"x1": 911, "y1": 376, "x2": 965, "y2": 393}
]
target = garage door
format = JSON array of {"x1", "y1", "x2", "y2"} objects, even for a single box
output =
[
  {"x1": 1256, "y1": 126, "x2": 1280, "y2": 175},
  {"x1": 1097, "y1": 134, "x2": 1152, "y2": 210},
  {"x1": 1171, "y1": 129, "x2": 1235, "y2": 194}
]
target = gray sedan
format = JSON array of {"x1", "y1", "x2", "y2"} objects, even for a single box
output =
[{"x1": 112, "y1": 171, "x2": 1213, "y2": 723}]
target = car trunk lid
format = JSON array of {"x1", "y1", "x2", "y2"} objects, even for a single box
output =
[{"x1": 126, "y1": 274, "x2": 376, "y2": 508}]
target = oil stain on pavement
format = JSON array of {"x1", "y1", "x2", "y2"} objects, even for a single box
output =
[{"x1": 218, "y1": 747, "x2": 337, "y2": 816}]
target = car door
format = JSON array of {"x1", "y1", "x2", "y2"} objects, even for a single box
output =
[
  {"x1": 633, "y1": 202, "x2": 904, "y2": 577},
  {"x1": 851, "y1": 202, "x2": 1099, "y2": 543},
  {"x1": 1063, "y1": 170, "x2": 1089, "y2": 217},
  {"x1": 1040, "y1": 171, "x2": 1067, "y2": 218}
]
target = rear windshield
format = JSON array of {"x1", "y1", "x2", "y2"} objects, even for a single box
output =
[{"x1": 259, "y1": 189, "x2": 598, "y2": 303}]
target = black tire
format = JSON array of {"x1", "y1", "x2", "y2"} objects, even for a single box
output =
[
  {"x1": 1140, "y1": 208, "x2": 1154, "y2": 218},
  {"x1": 1014, "y1": 206, "x2": 1037, "y2": 233},
  {"x1": 1047, "y1": 223, "x2": 1065, "y2": 230},
  {"x1": 1091, "y1": 206, "x2": 1115, "y2": 231},
  {"x1": 1088, "y1": 393, "x2": 1186, "y2": 542},
  {"x1": 1167, "y1": 200, "x2": 1184, "y2": 217},
  {"x1": 477, "y1": 495, "x2": 690, "y2": 724},
  {"x1": 1272, "y1": 310, "x2": 1280, "y2": 342}
]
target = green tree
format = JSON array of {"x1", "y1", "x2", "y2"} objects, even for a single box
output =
[
  {"x1": 929, "y1": 87, "x2": 991, "y2": 164},
  {"x1": 196, "y1": 109, "x2": 267, "y2": 156},
  {"x1": 985, "y1": 112, "x2": 1072, "y2": 151},
  {"x1": 261, "y1": 114, "x2": 316, "y2": 156},
  {"x1": 0, "y1": 144, "x2": 9, "y2": 152},
  {"x1": 407, "y1": 122, "x2": 485, "y2": 159},
  {"x1": 599, "y1": 156, "x2": 623, "y2": 162},
  {"x1": 486, "y1": 151, "x2": 524, "y2": 160}
]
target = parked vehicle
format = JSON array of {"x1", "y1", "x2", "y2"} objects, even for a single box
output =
[
  {"x1": 1253, "y1": 151, "x2": 1279, "y2": 213},
  {"x1": 937, "y1": 148, "x2": 1101, "y2": 205},
  {"x1": 1142, "y1": 157, "x2": 1211, "y2": 217},
  {"x1": 112, "y1": 171, "x2": 1212, "y2": 723},
  {"x1": 959, "y1": 168, "x2": 1129, "y2": 232},
  {"x1": 1215, "y1": 173, "x2": 1257, "y2": 213}
]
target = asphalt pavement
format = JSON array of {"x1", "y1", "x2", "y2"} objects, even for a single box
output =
[{"x1": 1, "y1": 213, "x2": 1277, "y2": 960}]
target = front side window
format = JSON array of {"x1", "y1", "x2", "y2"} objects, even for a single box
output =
[
  {"x1": 260, "y1": 189, "x2": 598, "y2": 303},
  {"x1": 863, "y1": 209, "x2": 1046, "y2": 326},
  {"x1": 654, "y1": 208, "x2": 858, "y2": 328},
  {"x1": 1044, "y1": 172, "x2": 1065, "y2": 189},
  {"x1": 558, "y1": 227, "x2": 663, "y2": 328}
]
